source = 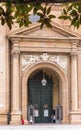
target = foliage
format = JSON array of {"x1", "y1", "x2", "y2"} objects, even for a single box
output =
[
  {"x1": 0, "y1": 2, "x2": 81, "y2": 29},
  {"x1": 59, "y1": 2, "x2": 81, "y2": 28},
  {"x1": 34, "y1": 4, "x2": 56, "y2": 28}
]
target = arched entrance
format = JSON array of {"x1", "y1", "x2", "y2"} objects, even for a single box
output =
[
  {"x1": 28, "y1": 69, "x2": 59, "y2": 123},
  {"x1": 22, "y1": 62, "x2": 68, "y2": 124}
]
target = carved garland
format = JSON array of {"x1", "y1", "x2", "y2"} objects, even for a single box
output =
[{"x1": 21, "y1": 53, "x2": 67, "y2": 72}]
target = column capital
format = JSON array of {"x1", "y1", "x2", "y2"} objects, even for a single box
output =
[
  {"x1": 70, "y1": 40, "x2": 79, "y2": 45},
  {"x1": 11, "y1": 38, "x2": 20, "y2": 45},
  {"x1": 71, "y1": 41, "x2": 78, "y2": 53},
  {"x1": 70, "y1": 52, "x2": 77, "y2": 57},
  {"x1": 11, "y1": 49, "x2": 20, "y2": 57},
  {"x1": 11, "y1": 43, "x2": 20, "y2": 57}
]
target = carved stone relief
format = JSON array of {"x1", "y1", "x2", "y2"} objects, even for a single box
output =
[
  {"x1": 21, "y1": 53, "x2": 67, "y2": 72},
  {"x1": 11, "y1": 44, "x2": 20, "y2": 57}
]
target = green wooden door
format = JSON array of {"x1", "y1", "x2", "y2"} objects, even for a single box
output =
[{"x1": 28, "y1": 70, "x2": 53, "y2": 123}]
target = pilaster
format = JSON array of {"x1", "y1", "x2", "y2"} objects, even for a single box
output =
[
  {"x1": 10, "y1": 40, "x2": 21, "y2": 124},
  {"x1": 71, "y1": 52, "x2": 78, "y2": 111},
  {"x1": 69, "y1": 42, "x2": 81, "y2": 124}
]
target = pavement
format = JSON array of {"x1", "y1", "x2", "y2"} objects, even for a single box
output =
[{"x1": 0, "y1": 124, "x2": 81, "y2": 130}]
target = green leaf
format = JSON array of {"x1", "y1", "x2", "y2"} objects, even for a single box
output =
[
  {"x1": 37, "y1": 12, "x2": 43, "y2": 17},
  {"x1": 0, "y1": 6, "x2": 4, "y2": 15},
  {"x1": 76, "y1": 20, "x2": 80, "y2": 28},
  {"x1": 1, "y1": 17, "x2": 5, "y2": 25},
  {"x1": 49, "y1": 15, "x2": 56, "y2": 19},
  {"x1": 38, "y1": 19, "x2": 43, "y2": 23},
  {"x1": 80, "y1": 16, "x2": 81, "y2": 24},
  {"x1": 43, "y1": 6, "x2": 46, "y2": 15},
  {"x1": 46, "y1": 22, "x2": 52, "y2": 28},
  {"x1": 47, "y1": 6, "x2": 51, "y2": 15},
  {"x1": 67, "y1": 4, "x2": 73, "y2": 11},
  {"x1": 7, "y1": 22, "x2": 12, "y2": 29},
  {"x1": 70, "y1": 9, "x2": 78, "y2": 17},
  {"x1": 59, "y1": 15, "x2": 69, "y2": 20},
  {"x1": 78, "y1": 7, "x2": 81, "y2": 13},
  {"x1": 19, "y1": 21, "x2": 24, "y2": 27},
  {"x1": 40, "y1": 6, "x2": 44, "y2": 13},
  {"x1": 33, "y1": 3, "x2": 41, "y2": 14},
  {"x1": 63, "y1": 8, "x2": 67, "y2": 15},
  {"x1": 74, "y1": 20, "x2": 80, "y2": 28},
  {"x1": 40, "y1": 22, "x2": 44, "y2": 29},
  {"x1": 71, "y1": 17, "x2": 77, "y2": 25}
]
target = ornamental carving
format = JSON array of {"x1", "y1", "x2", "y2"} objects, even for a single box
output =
[
  {"x1": 70, "y1": 52, "x2": 77, "y2": 57},
  {"x1": 21, "y1": 53, "x2": 67, "y2": 71},
  {"x1": 11, "y1": 49, "x2": 20, "y2": 55},
  {"x1": 11, "y1": 45, "x2": 20, "y2": 57}
]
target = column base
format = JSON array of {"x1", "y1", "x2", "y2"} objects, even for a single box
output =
[
  {"x1": 69, "y1": 110, "x2": 81, "y2": 124},
  {"x1": 62, "y1": 119, "x2": 69, "y2": 124},
  {"x1": 0, "y1": 114, "x2": 8, "y2": 124},
  {"x1": 10, "y1": 110, "x2": 22, "y2": 125}
]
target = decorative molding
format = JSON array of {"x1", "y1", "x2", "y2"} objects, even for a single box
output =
[
  {"x1": 11, "y1": 38, "x2": 20, "y2": 44},
  {"x1": 11, "y1": 50, "x2": 19, "y2": 55},
  {"x1": 70, "y1": 52, "x2": 77, "y2": 57},
  {"x1": 11, "y1": 48, "x2": 20, "y2": 57},
  {"x1": 21, "y1": 53, "x2": 67, "y2": 72},
  {"x1": 71, "y1": 40, "x2": 79, "y2": 44},
  {"x1": 11, "y1": 44, "x2": 20, "y2": 57}
]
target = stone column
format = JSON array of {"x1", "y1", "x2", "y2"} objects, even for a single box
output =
[
  {"x1": 10, "y1": 41, "x2": 21, "y2": 124},
  {"x1": 71, "y1": 52, "x2": 78, "y2": 111}
]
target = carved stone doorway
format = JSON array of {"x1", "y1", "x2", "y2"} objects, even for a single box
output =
[{"x1": 22, "y1": 62, "x2": 68, "y2": 124}]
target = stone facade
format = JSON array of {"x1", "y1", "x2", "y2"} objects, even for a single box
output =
[{"x1": 0, "y1": 5, "x2": 81, "y2": 124}]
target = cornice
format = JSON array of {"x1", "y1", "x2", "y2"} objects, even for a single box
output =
[{"x1": 8, "y1": 35, "x2": 81, "y2": 42}]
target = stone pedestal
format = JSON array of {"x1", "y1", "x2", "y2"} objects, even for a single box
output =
[
  {"x1": 70, "y1": 110, "x2": 81, "y2": 124},
  {"x1": 10, "y1": 111, "x2": 21, "y2": 124},
  {"x1": 0, "y1": 114, "x2": 8, "y2": 124}
]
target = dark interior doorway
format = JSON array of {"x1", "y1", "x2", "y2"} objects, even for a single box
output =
[{"x1": 28, "y1": 70, "x2": 53, "y2": 123}]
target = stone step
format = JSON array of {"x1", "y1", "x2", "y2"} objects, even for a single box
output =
[{"x1": 0, "y1": 125, "x2": 81, "y2": 130}]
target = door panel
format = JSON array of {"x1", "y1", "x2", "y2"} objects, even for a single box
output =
[
  {"x1": 28, "y1": 82, "x2": 41, "y2": 123},
  {"x1": 42, "y1": 83, "x2": 52, "y2": 123},
  {"x1": 28, "y1": 71, "x2": 53, "y2": 123}
]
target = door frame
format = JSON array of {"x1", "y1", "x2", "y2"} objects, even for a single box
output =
[{"x1": 22, "y1": 62, "x2": 68, "y2": 124}]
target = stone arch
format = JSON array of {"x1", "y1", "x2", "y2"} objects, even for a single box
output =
[{"x1": 22, "y1": 62, "x2": 68, "y2": 123}]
